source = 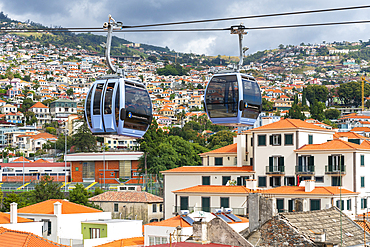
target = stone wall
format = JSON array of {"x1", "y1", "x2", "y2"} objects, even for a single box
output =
[
  {"x1": 207, "y1": 218, "x2": 253, "y2": 247},
  {"x1": 257, "y1": 215, "x2": 315, "y2": 246}
]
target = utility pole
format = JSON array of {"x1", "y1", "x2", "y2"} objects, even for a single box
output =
[
  {"x1": 144, "y1": 152, "x2": 148, "y2": 191},
  {"x1": 64, "y1": 129, "x2": 68, "y2": 192},
  {"x1": 103, "y1": 143, "x2": 106, "y2": 189}
]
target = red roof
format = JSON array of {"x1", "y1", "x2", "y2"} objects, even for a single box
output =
[
  {"x1": 18, "y1": 199, "x2": 102, "y2": 214},
  {"x1": 161, "y1": 166, "x2": 254, "y2": 174},
  {"x1": 29, "y1": 102, "x2": 48, "y2": 109},
  {"x1": 200, "y1": 143, "x2": 238, "y2": 156}
]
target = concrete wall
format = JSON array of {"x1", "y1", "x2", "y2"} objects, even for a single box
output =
[{"x1": 0, "y1": 221, "x2": 43, "y2": 236}]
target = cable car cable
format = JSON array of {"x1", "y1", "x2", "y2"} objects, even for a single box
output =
[{"x1": 121, "y1": 5, "x2": 370, "y2": 28}]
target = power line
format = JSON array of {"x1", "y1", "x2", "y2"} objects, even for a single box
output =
[{"x1": 121, "y1": 5, "x2": 370, "y2": 28}]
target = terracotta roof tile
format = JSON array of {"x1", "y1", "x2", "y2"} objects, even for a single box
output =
[
  {"x1": 0, "y1": 212, "x2": 33, "y2": 224},
  {"x1": 262, "y1": 186, "x2": 358, "y2": 195},
  {"x1": 172, "y1": 185, "x2": 254, "y2": 194},
  {"x1": 161, "y1": 166, "x2": 254, "y2": 174},
  {"x1": 146, "y1": 215, "x2": 191, "y2": 228},
  {"x1": 333, "y1": 132, "x2": 369, "y2": 139},
  {"x1": 252, "y1": 118, "x2": 330, "y2": 131},
  {"x1": 296, "y1": 139, "x2": 369, "y2": 151},
  {"x1": 0, "y1": 227, "x2": 68, "y2": 247},
  {"x1": 94, "y1": 237, "x2": 144, "y2": 247},
  {"x1": 361, "y1": 140, "x2": 370, "y2": 148},
  {"x1": 29, "y1": 102, "x2": 48, "y2": 109},
  {"x1": 89, "y1": 191, "x2": 163, "y2": 203},
  {"x1": 18, "y1": 199, "x2": 102, "y2": 214},
  {"x1": 351, "y1": 127, "x2": 370, "y2": 132},
  {"x1": 200, "y1": 143, "x2": 237, "y2": 156},
  {"x1": 355, "y1": 220, "x2": 370, "y2": 234},
  {"x1": 12, "y1": 156, "x2": 32, "y2": 162}
]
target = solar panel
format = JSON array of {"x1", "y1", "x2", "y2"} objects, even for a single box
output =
[
  {"x1": 225, "y1": 213, "x2": 242, "y2": 222},
  {"x1": 181, "y1": 215, "x2": 194, "y2": 225},
  {"x1": 215, "y1": 213, "x2": 232, "y2": 223}
]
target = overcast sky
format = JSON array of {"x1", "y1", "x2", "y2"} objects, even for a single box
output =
[{"x1": 1, "y1": 0, "x2": 370, "y2": 56}]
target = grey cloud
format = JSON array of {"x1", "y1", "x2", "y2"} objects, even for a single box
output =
[{"x1": 1, "y1": 0, "x2": 370, "y2": 55}]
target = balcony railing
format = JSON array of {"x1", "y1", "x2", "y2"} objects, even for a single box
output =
[
  {"x1": 265, "y1": 166, "x2": 285, "y2": 174},
  {"x1": 325, "y1": 165, "x2": 346, "y2": 174},
  {"x1": 295, "y1": 165, "x2": 315, "y2": 174},
  {"x1": 173, "y1": 206, "x2": 246, "y2": 216}
]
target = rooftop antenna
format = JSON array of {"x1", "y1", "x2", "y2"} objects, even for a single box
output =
[
  {"x1": 230, "y1": 24, "x2": 248, "y2": 72},
  {"x1": 102, "y1": 15, "x2": 124, "y2": 76}
]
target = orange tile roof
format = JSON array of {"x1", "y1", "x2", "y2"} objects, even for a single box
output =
[
  {"x1": 333, "y1": 132, "x2": 369, "y2": 140},
  {"x1": 252, "y1": 118, "x2": 330, "y2": 131},
  {"x1": 95, "y1": 237, "x2": 144, "y2": 247},
  {"x1": 89, "y1": 191, "x2": 163, "y2": 203},
  {"x1": 12, "y1": 156, "x2": 31, "y2": 162},
  {"x1": 361, "y1": 140, "x2": 370, "y2": 149},
  {"x1": 161, "y1": 166, "x2": 254, "y2": 174},
  {"x1": 0, "y1": 227, "x2": 68, "y2": 247},
  {"x1": 351, "y1": 127, "x2": 370, "y2": 132},
  {"x1": 200, "y1": 143, "x2": 237, "y2": 156},
  {"x1": 18, "y1": 199, "x2": 102, "y2": 214},
  {"x1": 173, "y1": 185, "x2": 254, "y2": 194},
  {"x1": 296, "y1": 139, "x2": 369, "y2": 151},
  {"x1": 262, "y1": 186, "x2": 358, "y2": 195},
  {"x1": 354, "y1": 220, "x2": 370, "y2": 234},
  {"x1": 29, "y1": 102, "x2": 48, "y2": 109},
  {"x1": 146, "y1": 215, "x2": 191, "y2": 228},
  {"x1": 34, "y1": 159, "x2": 51, "y2": 163},
  {"x1": 0, "y1": 212, "x2": 33, "y2": 224},
  {"x1": 30, "y1": 132, "x2": 57, "y2": 140}
]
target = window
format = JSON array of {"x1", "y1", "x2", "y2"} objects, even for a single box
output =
[
  {"x1": 270, "y1": 177, "x2": 281, "y2": 187},
  {"x1": 298, "y1": 156, "x2": 314, "y2": 172},
  {"x1": 180, "y1": 197, "x2": 188, "y2": 210},
  {"x1": 108, "y1": 140, "x2": 111, "y2": 144},
  {"x1": 202, "y1": 176, "x2": 210, "y2": 185},
  {"x1": 268, "y1": 156, "x2": 284, "y2": 172},
  {"x1": 310, "y1": 199, "x2": 321, "y2": 211},
  {"x1": 152, "y1": 204, "x2": 157, "y2": 213},
  {"x1": 308, "y1": 135, "x2": 313, "y2": 144},
  {"x1": 114, "y1": 203, "x2": 118, "y2": 212},
  {"x1": 90, "y1": 228, "x2": 100, "y2": 239},
  {"x1": 336, "y1": 200, "x2": 344, "y2": 210},
  {"x1": 361, "y1": 176, "x2": 365, "y2": 188},
  {"x1": 361, "y1": 198, "x2": 368, "y2": 209},
  {"x1": 277, "y1": 199, "x2": 284, "y2": 213},
  {"x1": 361, "y1": 155, "x2": 365, "y2": 166},
  {"x1": 284, "y1": 134, "x2": 293, "y2": 145},
  {"x1": 215, "y1": 157, "x2": 223, "y2": 166},
  {"x1": 222, "y1": 176, "x2": 231, "y2": 185},
  {"x1": 315, "y1": 176, "x2": 324, "y2": 183},
  {"x1": 159, "y1": 204, "x2": 163, "y2": 212},
  {"x1": 328, "y1": 155, "x2": 344, "y2": 172},
  {"x1": 270, "y1": 134, "x2": 281, "y2": 146},
  {"x1": 202, "y1": 197, "x2": 210, "y2": 212},
  {"x1": 331, "y1": 176, "x2": 342, "y2": 186},
  {"x1": 93, "y1": 83, "x2": 104, "y2": 115},
  {"x1": 258, "y1": 135, "x2": 266, "y2": 146},
  {"x1": 220, "y1": 197, "x2": 229, "y2": 208},
  {"x1": 258, "y1": 176, "x2": 267, "y2": 187},
  {"x1": 347, "y1": 199, "x2": 352, "y2": 211},
  {"x1": 284, "y1": 177, "x2": 295, "y2": 186}
]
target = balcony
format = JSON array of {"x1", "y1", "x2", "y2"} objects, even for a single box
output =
[
  {"x1": 295, "y1": 165, "x2": 315, "y2": 174},
  {"x1": 325, "y1": 165, "x2": 346, "y2": 175},
  {"x1": 173, "y1": 206, "x2": 246, "y2": 216},
  {"x1": 265, "y1": 166, "x2": 285, "y2": 174}
]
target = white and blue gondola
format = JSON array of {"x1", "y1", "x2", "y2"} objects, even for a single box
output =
[
  {"x1": 85, "y1": 76, "x2": 152, "y2": 139},
  {"x1": 204, "y1": 72, "x2": 262, "y2": 126}
]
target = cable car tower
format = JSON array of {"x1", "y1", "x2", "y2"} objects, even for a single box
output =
[
  {"x1": 204, "y1": 25, "x2": 262, "y2": 126},
  {"x1": 84, "y1": 16, "x2": 153, "y2": 139}
]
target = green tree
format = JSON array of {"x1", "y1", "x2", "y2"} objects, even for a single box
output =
[
  {"x1": 2, "y1": 192, "x2": 27, "y2": 212},
  {"x1": 262, "y1": 98, "x2": 273, "y2": 111},
  {"x1": 69, "y1": 183, "x2": 90, "y2": 206},
  {"x1": 324, "y1": 108, "x2": 341, "y2": 119},
  {"x1": 309, "y1": 100, "x2": 326, "y2": 121},
  {"x1": 207, "y1": 130, "x2": 237, "y2": 150},
  {"x1": 304, "y1": 85, "x2": 329, "y2": 105},
  {"x1": 46, "y1": 127, "x2": 57, "y2": 135},
  {"x1": 337, "y1": 81, "x2": 370, "y2": 107},
  {"x1": 66, "y1": 88, "x2": 74, "y2": 96},
  {"x1": 20, "y1": 98, "x2": 34, "y2": 113},
  {"x1": 29, "y1": 176, "x2": 64, "y2": 203},
  {"x1": 286, "y1": 104, "x2": 306, "y2": 120},
  {"x1": 72, "y1": 121, "x2": 97, "y2": 152},
  {"x1": 147, "y1": 55, "x2": 158, "y2": 63}
]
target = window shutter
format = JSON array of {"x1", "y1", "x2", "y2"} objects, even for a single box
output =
[
  {"x1": 341, "y1": 155, "x2": 344, "y2": 171},
  {"x1": 298, "y1": 156, "x2": 302, "y2": 166},
  {"x1": 270, "y1": 135, "x2": 273, "y2": 145},
  {"x1": 309, "y1": 156, "x2": 314, "y2": 166},
  {"x1": 279, "y1": 157, "x2": 284, "y2": 167},
  {"x1": 269, "y1": 177, "x2": 273, "y2": 187},
  {"x1": 328, "y1": 156, "x2": 332, "y2": 170},
  {"x1": 269, "y1": 157, "x2": 273, "y2": 167},
  {"x1": 278, "y1": 135, "x2": 281, "y2": 145}
]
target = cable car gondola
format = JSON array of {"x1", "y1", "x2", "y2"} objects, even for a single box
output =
[
  {"x1": 84, "y1": 16, "x2": 152, "y2": 138},
  {"x1": 204, "y1": 25, "x2": 262, "y2": 126}
]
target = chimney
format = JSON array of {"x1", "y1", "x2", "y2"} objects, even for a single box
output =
[
  {"x1": 245, "y1": 179, "x2": 257, "y2": 191},
  {"x1": 54, "y1": 201, "x2": 62, "y2": 215},
  {"x1": 10, "y1": 202, "x2": 17, "y2": 224},
  {"x1": 305, "y1": 180, "x2": 315, "y2": 192}
]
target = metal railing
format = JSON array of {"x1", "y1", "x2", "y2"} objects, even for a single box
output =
[
  {"x1": 325, "y1": 165, "x2": 346, "y2": 174},
  {"x1": 173, "y1": 206, "x2": 245, "y2": 216},
  {"x1": 265, "y1": 166, "x2": 285, "y2": 174},
  {"x1": 295, "y1": 165, "x2": 315, "y2": 174}
]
